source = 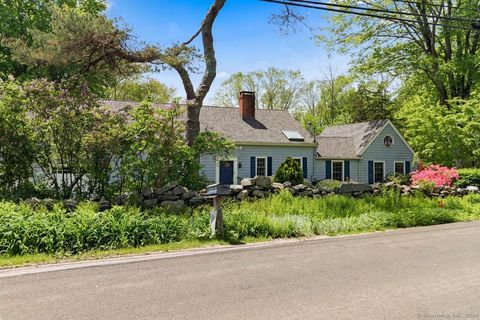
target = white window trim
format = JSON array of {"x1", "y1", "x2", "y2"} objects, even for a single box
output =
[
  {"x1": 292, "y1": 157, "x2": 303, "y2": 169},
  {"x1": 215, "y1": 157, "x2": 238, "y2": 184},
  {"x1": 394, "y1": 161, "x2": 405, "y2": 175},
  {"x1": 256, "y1": 156, "x2": 267, "y2": 177},
  {"x1": 373, "y1": 161, "x2": 385, "y2": 183},
  {"x1": 332, "y1": 160, "x2": 344, "y2": 181}
]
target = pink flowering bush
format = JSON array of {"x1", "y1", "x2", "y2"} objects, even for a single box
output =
[{"x1": 411, "y1": 164, "x2": 460, "y2": 187}]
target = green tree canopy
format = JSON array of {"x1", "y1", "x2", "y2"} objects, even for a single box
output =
[
  {"x1": 214, "y1": 67, "x2": 304, "y2": 111},
  {"x1": 4, "y1": 5, "x2": 155, "y2": 93},
  {"x1": 397, "y1": 92, "x2": 480, "y2": 167},
  {"x1": 0, "y1": 77, "x2": 34, "y2": 196},
  {"x1": 317, "y1": 0, "x2": 480, "y2": 105},
  {"x1": 106, "y1": 78, "x2": 176, "y2": 103},
  {"x1": 0, "y1": 0, "x2": 106, "y2": 78}
]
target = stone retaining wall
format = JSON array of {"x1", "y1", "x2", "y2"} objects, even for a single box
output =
[{"x1": 24, "y1": 177, "x2": 480, "y2": 211}]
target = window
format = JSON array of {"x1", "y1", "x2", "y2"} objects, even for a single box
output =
[
  {"x1": 374, "y1": 162, "x2": 384, "y2": 183},
  {"x1": 256, "y1": 157, "x2": 266, "y2": 176},
  {"x1": 53, "y1": 167, "x2": 73, "y2": 174},
  {"x1": 282, "y1": 130, "x2": 305, "y2": 141},
  {"x1": 292, "y1": 157, "x2": 302, "y2": 169},
  {"x1": 384, "y1": 136, "x2": 394, "y2": 147},
  {"x1": 394, "y1": 162, "x2": 405, "y2": 175},
  {"x1": 332, "y1": 161, "x2": 344, "y2": 181}
]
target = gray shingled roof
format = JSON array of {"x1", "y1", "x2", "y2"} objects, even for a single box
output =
[
  {"x1": 316, "y1": 119, "x2": 388, "y2": 158},
  {"x1": 101, "y1": 100, "x2": 314, "y2": 145}
]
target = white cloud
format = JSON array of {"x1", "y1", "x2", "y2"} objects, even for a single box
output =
[
  {"x1": 217, "y1": 71, "x2": 230, "y2": 79},
  {"x1": 106, "y1": 0, "x2": 114, "y2": 9}
]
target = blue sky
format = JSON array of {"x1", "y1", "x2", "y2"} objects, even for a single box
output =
[{"x1": 107, "y1": 0, "x2": 350, "y2": 103}]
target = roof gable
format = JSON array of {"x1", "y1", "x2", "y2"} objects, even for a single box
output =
[
  {"x1": 316, "y1": 119, "x2": 414, "y2": 158},
  {"x1": 358, "y1": 120, "x2": 415, "y2": 155}
]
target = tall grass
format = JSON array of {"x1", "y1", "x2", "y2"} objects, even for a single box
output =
[
  {"x1": 1, "y1": 190, "x2": 480, "y2": 257},
  {"x1": 222, "y1": 190, "x2": 480, "y2": 239}
]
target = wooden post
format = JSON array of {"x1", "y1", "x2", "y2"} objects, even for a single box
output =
[{"x1": 210, "y1": 196, "x2": 224, "y2": 237}]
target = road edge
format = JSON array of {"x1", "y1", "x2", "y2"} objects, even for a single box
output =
[{"x1": 1, "y1": 220, "x2": 479, "y2": 278}]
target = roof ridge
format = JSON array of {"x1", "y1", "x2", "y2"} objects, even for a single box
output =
[
  {"x1": 318, "y1": 136, "x2": 354, "y2": 138},
  {"x1": 101, "y1": 99, "x2": 293, "y2": 112},
  {"x1": 323, "y1": 119, "x2": 388, "y2": 128}
]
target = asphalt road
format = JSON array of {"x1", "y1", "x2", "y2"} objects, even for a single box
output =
[{"x1": 1, "y1": 221, "x2": 480, "y2": 320}]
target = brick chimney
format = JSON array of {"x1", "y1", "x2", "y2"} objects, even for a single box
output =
[{"x1": 239, "y1": 91, "x2": 255, "y2": 119}]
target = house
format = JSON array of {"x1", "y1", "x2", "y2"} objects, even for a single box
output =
[
  {"x1": 199, "y1": 91, "x2": 315, "y2": 184},
  {"x1": 314, "y1": 119, "x2": 415, "y2": 184},
  {"x1": 103, "y1": 91, "x2": 414, "y2": 185},
  {"x1": 199, "y1": 92, "x2": 414, "y2": 185}
]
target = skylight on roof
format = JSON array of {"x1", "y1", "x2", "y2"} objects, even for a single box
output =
[{"x1": 282, "y1": 130, "x2": 304, "y2": 141}]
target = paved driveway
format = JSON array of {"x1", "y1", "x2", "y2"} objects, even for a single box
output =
[{"x1": 1, "y1": 221, "x2": 480, "y2": 320}]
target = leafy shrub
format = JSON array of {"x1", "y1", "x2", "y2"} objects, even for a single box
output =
[
  {"x1": 455, "y1": 168, "x2": 480, "y2": 187},
  {"x1": 416, "y1": 180, "x2": 436, "y2": 194},
  {"x1": 411, "y1": 164, "x2": 459, "y2": 187},
  {"x1": 0, "y1": 78, "x2": 234, "y2": 200},
  {"x1": 0, "y1": 202, "x2": 192, "y2": 256},
  {"x1": 274, "y1": 157, "x2": 303, "y2": 185},
  {"x1": 386, "y1": 173, "x2": 410, "y2": 185},
  {"x1": 317, "y1": 179, "x2": 342, "y2": 192}
]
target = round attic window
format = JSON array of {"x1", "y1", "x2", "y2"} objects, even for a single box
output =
[{"x1": 384, "y1": 135, "x2": 393, "y2": 147}]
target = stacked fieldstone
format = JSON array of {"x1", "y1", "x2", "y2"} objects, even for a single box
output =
[
  {"x1": 23, "y1": 178, "x2": 480, "y2": 211},
  {"x1": 372, "y1": 182, "x2": 480, "y2": 197},
  {"x1": 228, "y1": 176, "x2": 372, "y2": 199},
  {"x1": 25, "y1": 181, "x2": 205, "y2": 212}
]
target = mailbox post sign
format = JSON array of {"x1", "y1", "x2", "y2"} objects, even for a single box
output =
[{"x1": 205, "y1": 184, "x2": 230, "y2": 237}]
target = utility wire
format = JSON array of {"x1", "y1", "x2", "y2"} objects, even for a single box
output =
[
  {"x1": 393, "y1": 0, "x2": 479, "y2": 13},
  {"x1": 261, "y1": 0, "x2": 480, "y2": 30},
  {"x1": 289, "y1": 0, "x2": 476, "y2": 23}
]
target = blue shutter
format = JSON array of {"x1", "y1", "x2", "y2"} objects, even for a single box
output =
[
  {"x1": 302, "y1": 157, "x2": 308, "y2": 178},
  {"x1": 326, "y1": 160, "x2": 332, "y2": 179},
  {"x1": 250, "y1": 157, "x2": 256, "y2": 178},
  {"x1": 344, "y1": 160, "x2": 350, "y2": 181},
  {"x1": 405, "y1": 161, "x2": 411, "y2": 174},
  {"x1": 368, "y1": 161, "x2": 374, "y2": 184},
  {"x1": 267, "y1": 157, "x2": 273, "y2": 176}
]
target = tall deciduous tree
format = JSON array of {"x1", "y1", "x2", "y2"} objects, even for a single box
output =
[
  {"x1": 168, "y1": 0, "x2": 226, "y2": 145},
  {"x1": 295, "y1": 72, "x2": 353, "y2": 133},
  {"x1": 342, "y1": 80, "x2": 393, "y2": 123},
  {"x1": 214, "y1": 67, "x2": 304, "y2": 110},
  {"x1": 397, "y1": 93, "x2": 480, "y2": 167},
  {"x1": 214, "y1": 71, "x2": 262, "y2": 107},
  {"x1": 295, "y1": 73, "x2": 393, "y2": 134},
  {"x1": 260, "y1": 67, "x2": 304, "y2": 110},
  {"x1": 328, "y1": 0, "x2": 480, "y2": 105},
  {"x1": 274, "y1": 0, "x2": 480, "y2": 105}
]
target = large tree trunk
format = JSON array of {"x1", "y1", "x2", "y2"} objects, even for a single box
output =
[
  {"x1": 186, "y1": 100, "x2": 202, "y2": 145},
  {"x1": 119, "y1": 0, "x2": 226, "y2": 145},
  {"x1": 178, "y1": 0, "x2": 226, "y2": 146}
]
